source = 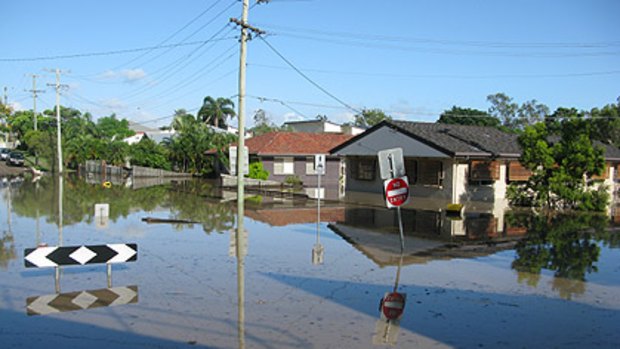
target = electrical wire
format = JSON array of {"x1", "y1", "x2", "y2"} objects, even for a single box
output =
[
  {"x1": 249, "y1": 63, "x2": 620, "y2": 80},
  {"x1": 258, "y1": 36, "x2": 361, "y2": 114}
]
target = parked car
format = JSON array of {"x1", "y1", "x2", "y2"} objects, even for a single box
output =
[
  {"x1": 0, "y1": 148, "x2": 10, "y2": 160},
  {"x1": 6, "y1": 152, "x2": 25, "y2": 167}
]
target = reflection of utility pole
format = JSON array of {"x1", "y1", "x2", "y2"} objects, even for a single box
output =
[{"x1": 55, "y1": 175, "x2": 64, "y2": 293}]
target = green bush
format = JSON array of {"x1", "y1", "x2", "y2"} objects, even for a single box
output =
[
  {"x1": 247, "y1": 161, "x2": 269, "y2": 180},
  {"x1": 284, "y1": 175, "x2": 303, "y2": 186}
]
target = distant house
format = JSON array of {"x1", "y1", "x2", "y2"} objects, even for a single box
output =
[
  {"x1": 243, "y1": 131, "x2": 353, "y2": 197},
  {"x1": 284, "y1": 120, "x2": 364, "y2": 135}
]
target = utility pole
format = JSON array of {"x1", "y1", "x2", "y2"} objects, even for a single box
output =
[
  {"x1": 3, "y1": 86, "x2": 7, "y2": 106},
  {"x1": 29, "y1": 75, "x2": 45, "y2": 166},
  {"x1": 230, "y1": 0, "x2": 266, "y2": 200},
  {"x1": 28, "y1": 74, "x2": 45, "y2": 131},
  {"x1": 230, "y1": 2, "x2": 265, "y2": 348},
  {"x1": 47, "y1": 69, "x2": 68, "y2": 174}
]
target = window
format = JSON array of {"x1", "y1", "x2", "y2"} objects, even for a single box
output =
[
  {"x1": 470, "y1": 160, "x2": 500, "y2": 182},
  {"x1": 306, "y1": 157, "x2": 321, "y2": 175},
  {"x1": 508, "y1": 161, "x2": 532, "y2": 182},
  {"x1": 405, "y1": 159, "x2": 417, "y2": 184},
  {"x1": 351, "y1": 157, "x2": 376, "y2": 181},
  {"x1": 417, "y1": 160, "x2": 443, "y2": 186},
  {"x1": 274, "y1": 157, "x2": 294, "y2": 175}
]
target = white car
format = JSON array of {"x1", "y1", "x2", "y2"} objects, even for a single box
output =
[{"x1": 0, "y1": 148, "x2": 10, "y2": 160}]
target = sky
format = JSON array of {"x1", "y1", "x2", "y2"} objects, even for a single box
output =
[{"x1": 1, "y1": 0, "x2": 619, "y2": 129}]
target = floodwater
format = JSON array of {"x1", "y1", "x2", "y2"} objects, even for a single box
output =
[{"x1": 1, "y1": 175, "x2": 619, "y2": 349}]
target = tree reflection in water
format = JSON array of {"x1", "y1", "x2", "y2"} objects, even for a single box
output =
[
  {"x1": 9, "y1": 176, "x2": 234, "y2": 235},
  {"x1": 509, "y1": 212, "x2": 618, "y2": 299}
]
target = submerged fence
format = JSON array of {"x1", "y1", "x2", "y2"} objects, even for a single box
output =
[{"x1": 82, "y1": 160, "x2": 192, "y2": 179}]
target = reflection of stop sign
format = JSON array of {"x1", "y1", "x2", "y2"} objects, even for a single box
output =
[
  {"x1": 382, "y1": 292, "x2": 406, "y2": 320},
  {"x1": 384, "y1": 176, "x2": 410, "y2": 208}
]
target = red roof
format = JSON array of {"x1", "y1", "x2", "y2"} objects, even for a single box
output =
[{"x1": 244, "y1": 132, "x2": 353, "y2": 155}]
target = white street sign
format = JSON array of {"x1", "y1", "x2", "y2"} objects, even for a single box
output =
[
  {"x1": 377, "y1": 148, "x2": 406, "y2": 180},
  {"x1": 229, "y1": 146, "x2": 249, "y2": 176},
  {"x1": 314, "y1": 154, "x2": 326, "y2": 175}
]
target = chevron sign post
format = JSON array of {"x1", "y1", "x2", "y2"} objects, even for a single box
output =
[
  {"x1": 24, "y1": 244, "x2": 137, "y2": 268},
  {"x1": 26, "y1": 285, "x2": 139, "y2": 316}
]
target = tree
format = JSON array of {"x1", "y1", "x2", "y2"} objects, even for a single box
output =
[
  {"x1": 513, "y1": 116, "x2": 608, "y2": 211},
  {"x1": 353, "y1": 108, "x2": 392, "y2": 128},
  {"x1": 96, "y1": 114, "x2": 134, "y2": 140},
  {"x1": 590, "y1": 97, "x2": 620, "y2": 147},
  {"x1": 130, "y1": 138, "x2": 170, "y2": 170},
  {"x1": 250, "y1": 109, "x2": 278, "y2": 136},
  {"x1": 198, "y1": 96, "x2": 236, "y2": 129},
  {"x1": 487, "y1": 93, "x2": 549, "y2": 131},
  {"x1": 437, "y1": 106, "x2": 500, "y2": 127}
]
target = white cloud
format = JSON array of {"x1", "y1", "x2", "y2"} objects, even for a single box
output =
[
  {"x1": 330, "y1": 111, "x2": 355, "y2": 125},
  {"x1": 99, "y1": 69, "x2": 147, "y2": 83},
  {"x1": 101, "y1": 98, "x2": 127, "y2": 109},
  {"x1": 121, "y1": 69, "x2": 146, "y2": 82},
  {"x1": 283, "y1": 112, "x2": 304, "y2": 123},
  {"x1": 10, "y1": 102, "x2": 24, "y2": 111}
]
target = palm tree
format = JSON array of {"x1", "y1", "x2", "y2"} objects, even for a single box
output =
[{"x1": 197, "y1": 96, "x2": 236, "y2": 129}]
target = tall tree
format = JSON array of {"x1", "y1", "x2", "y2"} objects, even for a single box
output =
[
  {"x1": 250, "y1": 109, "x2": 278, "y2": 136},
  {"x1": 487, "y1": 93, "x2": 549, "y2": 131},
  {"x1": 513, "y1": 116, "x2": 608, "y2": 211},
  {"x1": 590, "y1": 97, "x2": 620, "y2": 147},
  {"x1": 353, "y1": 108, "x2": 392, "y2": 128},
  {"x1": 198, "y1": 96, "x2": 236, "y2": 129},
  {"x1": 437, "y1": 106, "x2": 500, "y2": 127}
]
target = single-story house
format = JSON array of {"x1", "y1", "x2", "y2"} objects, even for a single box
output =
[
  {"x1": 242, "y1": 131, "x2": 354, "y2": 197},
  {"x1": 330, "y1": 120, "x2": 620, "y2": 205}
]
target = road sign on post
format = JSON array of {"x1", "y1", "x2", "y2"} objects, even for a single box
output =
[
  {"x1": 314, "y1": 154, "x2": 326, "y2": 175},
  {"x1": 24, "y1": 244, "x2": 138, "y2": 268},
  {"x1": 229, "y1": 146, "x2": 249, "y2": 176},
  {"x1": 383, "y1": 176, "x2": 410, "y2": 208},
  {"x1": 378, "y1": 148, "x2": 405, "y2": 180}
]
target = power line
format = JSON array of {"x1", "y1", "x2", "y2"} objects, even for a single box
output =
[
  {"x1": 249, "y1": 63, "x2": 620, "y2": 80},
  {"x1": 110, "y1": 0, "x2": 232, "y2": 70},
  {"x1": 269, "y1": 32, "x2": 620, "y2": 58},
  {"x1": 0, "y1": 38, "x2": 235, "y2": 62},
  {"x1": 258, "y1": 36, "x2": 361, "y2": 114},
  {"x1": 257, "y1": 23, "x2": 620, "y2": 49}
]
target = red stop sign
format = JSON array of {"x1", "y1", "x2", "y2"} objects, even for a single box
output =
[
  {"x1": 384, "y1": 176, "x2": 409, "y2": 208},
  {"x1": 382, "y1": 292, "x2": 406, "y2": 320}
]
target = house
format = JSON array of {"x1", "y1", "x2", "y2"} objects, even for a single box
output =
[
  {"x1": 331, "y1": 120, "x2": 620, "y2": 207},
  {"x1": 331, "y1": 120, "x2": 525, "y2": 205},
  {"x1": 284, "y1": 119, "x2": 365, "y2": 135},
  {"x1": 243, "y1": 131, "x2": 354, "y2": 198}
]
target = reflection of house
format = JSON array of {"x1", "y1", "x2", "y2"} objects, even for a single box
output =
[
  {"x1": 330, "y1": 206, "x2": 530, "y2": 267},
  {"x1": 245, "y1": 206, "x2": 345, "y2": 226},
  {"x1": 244, "y1": 132, "x2": 353, "y2": 195}
]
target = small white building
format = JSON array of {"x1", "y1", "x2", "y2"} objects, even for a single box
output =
[{"x1": 284, "y1": 120, "x2": 365, "y2": 135}]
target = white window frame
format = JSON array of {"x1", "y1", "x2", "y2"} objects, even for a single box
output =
[{"x1": 274, "y1": 157, "x2": 295, "y2": 175}]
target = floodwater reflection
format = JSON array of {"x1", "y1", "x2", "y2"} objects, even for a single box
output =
[{"x1": 1, "y1": 175, "x2": 620, "y2": 348}]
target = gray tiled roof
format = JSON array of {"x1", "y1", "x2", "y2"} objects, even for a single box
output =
[{"x1": 390, "y1": 121, "x2": 521, "y2": 157}]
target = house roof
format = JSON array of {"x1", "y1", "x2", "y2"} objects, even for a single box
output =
[
  {"x1": 331, "y1": 120, "x2": 522, "y2": 158},
  {"x1": 245, "y1": 132, "x2": 353, "y2": 156}
]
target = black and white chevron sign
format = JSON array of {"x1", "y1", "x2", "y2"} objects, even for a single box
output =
[
  {"x1": 26, "y1": 285, "x2": 139, "y2": 316},
  {"x1": 24, "y1": 243, "x2": 137, "y2": 268}
]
